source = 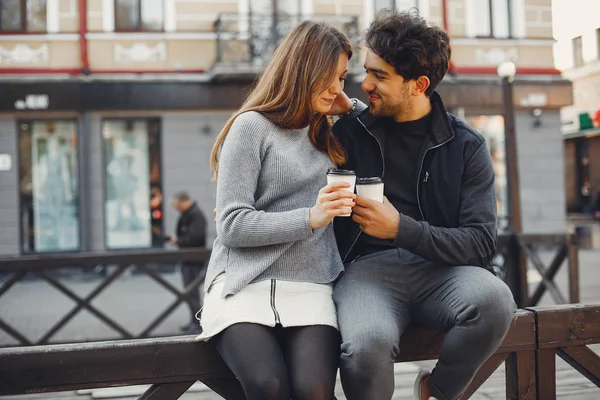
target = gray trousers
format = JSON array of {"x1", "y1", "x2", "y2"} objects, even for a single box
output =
[{"x1": 333, "y1": 248, "x2": 517, "y2": 400}]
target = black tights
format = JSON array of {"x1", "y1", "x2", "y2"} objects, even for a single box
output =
[{"x1": 214, "y1": 323, "x2": 340, "y2": 400}]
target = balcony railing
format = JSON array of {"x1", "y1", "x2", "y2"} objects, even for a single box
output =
[{"x1": 213, "y1": 13, "x2": 361, "y2": 77}]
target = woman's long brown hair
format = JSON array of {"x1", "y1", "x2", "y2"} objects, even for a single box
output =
[{"x1": 210, "y1": 20, "x2": 353, "y2": 179}]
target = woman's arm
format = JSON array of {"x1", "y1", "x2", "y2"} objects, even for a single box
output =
[{"x1": 215, "y1": 113, "x2": 313, "y2": 248}]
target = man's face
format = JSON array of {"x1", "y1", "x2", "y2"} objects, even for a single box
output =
[{"x1": 361, "y1": 50, "x2": 413, "y2": 122}]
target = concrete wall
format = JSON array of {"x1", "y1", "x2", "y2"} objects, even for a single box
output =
[
  {"x1": 87, "y1": 115, "x2": 106, "y2": 251},
  {"x1": 0, "y1": 118, "x2": 19, "y2": 255},
  {"x1": 161, "y1": 111, "x2": 231, "y2": 247},
  {"x1": 516, "y1": 109, "x2": 567, "y2": 233}
]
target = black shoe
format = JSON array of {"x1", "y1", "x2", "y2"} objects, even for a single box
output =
[{"x1": 180, "y1": 322, "x2": 202, "y2": 333}]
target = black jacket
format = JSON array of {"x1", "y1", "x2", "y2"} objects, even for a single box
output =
[
  {"x1": 332, "y1": 92, "x2": 497, "y2": 270},
  {"x1": 176, "y1": 202, "x2": 207, "y2": 248}
]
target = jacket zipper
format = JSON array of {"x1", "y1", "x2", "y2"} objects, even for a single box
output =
[
  {"x1": 416, "y1": 137, "x2": 454, "y2": 220},
  {"x1": 357, "y1": 117, "x2": 385, "y2": 178},
  {"x1": 270, "y1": 280, "x2": 281, "y2": 325},
  {"x1": 342, "y1": 117, "x2": 386, "y2": 263}
]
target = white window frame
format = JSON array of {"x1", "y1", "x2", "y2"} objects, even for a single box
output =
[
  {"x1": 103, "y1": 0, "x2": 170, "y2": 32},
  {"x1": 465, "y1": 0, "x2": 525, "y2": 39},
  {"x1": 46, "y1": 0, "x2": 60, "y2": 33},
  {"x1": 102, "y1": 0, "x2": 115, "y2": 32}
]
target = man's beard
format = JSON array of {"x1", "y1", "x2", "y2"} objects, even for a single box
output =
[
  {"x1": 369, "y1": 98, "x2": 407, "y2": 118},
  {"x1": 369, "y1": 97, "x2": 411, "y2": 120}
]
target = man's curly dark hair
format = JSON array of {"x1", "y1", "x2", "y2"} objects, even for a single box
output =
[{"x1": 365, "y1": 9, "x2": 451, "y2": 96}]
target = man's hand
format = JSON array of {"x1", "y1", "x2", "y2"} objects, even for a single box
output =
[
  {"x1": 352, "y1": 195, "x2": 400, "y2": 239},
  {"x1": 325, "y1": 91, "x2": 353, "y2": 115},
  {"x1": 169, "y1": 236, "x2": 178, "y2": 245}
]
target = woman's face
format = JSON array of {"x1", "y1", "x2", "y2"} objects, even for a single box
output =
[{"x1": 312, "y1": 52, "x2": 349, "y2": 114}]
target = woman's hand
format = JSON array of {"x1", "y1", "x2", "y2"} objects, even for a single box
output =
[
  {"x1": 325, "y1": 91, "x2": 353, "y2": 115},
  {"x1": 310, "y1": 182, "x2": 356, "y2": 229}
]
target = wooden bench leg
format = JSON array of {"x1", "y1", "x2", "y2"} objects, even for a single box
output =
[
  {"x1": 462, "y1": 353, "x2": 508, "y2": 399},
  {"x1": 558, "y1": 346, "x2": 600, "y2": 387},
  {"x1": 536, "y1": 349, "x2": 556, "y2": 400},
  {"x1": 138, "y1": 381, "x2": 195, "y2": 400},
  {"x1": 568, "y1": 239, "x2": 580, "y2": 304},
  {"x1": 505, "y1": 350, "x2": 536, "y2": 400}
]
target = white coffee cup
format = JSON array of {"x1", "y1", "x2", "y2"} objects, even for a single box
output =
[
  {"x1": 326, "y1": 168, "x2": 356, "y2": 217},
  {"x1": 356, "y1": 177, "x2": 384, "y2": 203}
]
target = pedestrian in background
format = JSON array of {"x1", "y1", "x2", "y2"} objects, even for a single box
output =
[
  {"x1": 170, "y1": 191, "x2": 207, "y2": 333},
  {"x1": 594, "y1": 189, "x2": 600, "y2": 220}
]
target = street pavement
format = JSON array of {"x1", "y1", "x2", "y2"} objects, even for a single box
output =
[{"x1": 1, "y1": 248, "x2": 599, "y2": 399}]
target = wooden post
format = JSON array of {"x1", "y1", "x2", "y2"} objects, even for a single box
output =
[
  {"x1": 568, "y1": 234, "x2": 580, "y2": 303},
  {"x1": 536, "y1": 349, "x2": 556, "y2": 400},
  {"x1": 500, "y1": 74, "x2": 528, "y2": 308},
  {"x1": 505, "y1": 350, "x2": 537, "y2": 399}
]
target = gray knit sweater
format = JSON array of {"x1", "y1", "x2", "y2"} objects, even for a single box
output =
[{"x1": 206, "y1": 111, "x2": 345, "y2": 297}]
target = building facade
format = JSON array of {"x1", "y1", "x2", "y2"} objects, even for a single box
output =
[
  {"x1": 0, "y1": 0, "x2": 571, "y2": 255},
  {"x1": 553, "y1": 0, "x2": 600, "y2": 214}
]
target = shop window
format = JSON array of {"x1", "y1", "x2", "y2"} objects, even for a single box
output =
[
  {"x1": 0, "y1": 0, "x2": 47, "y2": 32},
  {"x1": 465, "y1": 115, "x2": 509, "y2": 231},
  {"x1": 18, "y1": 120, "x2": 80, "y2": 253},
  {"x1": 102, "y1": 119, "x2": 163, "y2": 249},
  {"x1": 114, "y1": 0, "x2": 163, "y2": 31}
]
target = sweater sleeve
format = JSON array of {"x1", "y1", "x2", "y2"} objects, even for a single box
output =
[{"x1": 215, "y1": 112, "x2": 313, "y2": 248}]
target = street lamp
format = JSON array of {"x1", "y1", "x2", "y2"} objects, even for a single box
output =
[
  {"x1": 497, "y1": 61, "x2": 521, "y2": 233},
  {"x1": 497, "y1": 61, "x2": 527, "y2": 307}
]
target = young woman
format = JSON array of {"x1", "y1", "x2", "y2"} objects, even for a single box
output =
[{"x1": 197, "y1": 21, "x2": 355, "y2": 400}]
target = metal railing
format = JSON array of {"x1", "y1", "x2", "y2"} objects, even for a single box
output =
[
  {"x1": 0, "y1": 232, "x2": 579, "y2": 347},
  {"x1": 0, "y1": 249, "x2": 209, "y2": 347}
]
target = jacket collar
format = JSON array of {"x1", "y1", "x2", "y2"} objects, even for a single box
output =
[
  {"x1": 181, "y1": 202, "x2": 198, "y2": 216},
  {"x1": 357, "y1": 91, "x2": 455, "y2": 146}
]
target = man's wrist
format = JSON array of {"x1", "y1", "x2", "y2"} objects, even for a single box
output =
[{"x1": 346, "y1": 98, "x2": 358, "y2": 115}]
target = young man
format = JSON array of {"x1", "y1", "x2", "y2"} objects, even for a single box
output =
[
  {"x1": 170, "y1": 191, "x2": 207, "y2": 333},
  {"x1": 332, "y1": 11, "x2": 517, "y2": 400}
]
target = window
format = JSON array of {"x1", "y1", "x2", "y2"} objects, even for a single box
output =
[
  {"x1": 0, "y1": 0, "x2": 47, "y2": 32},
  {"x1": 249, "y1": 0, "x2": 302, "y2": 15},
  {"x1": 466, "y1": 0, "x2": 525, "y2": 39},
  {"x1": 573, "y1": 36, "x2": 584, "y2": 67},
  {"x1": 102, "y1": 119, "x2": 162, "y2": 249},
  {"x1": 469, "y1": 0, "x2": 509, "y2": 38},
  {"x1": 596, "y1": 28, "x2": 600, "y2": 60},
  {"x1": 374, "y1": 0, "x2": 418, "y2": 13},
  {"x1": 114, "y1": 0, "x2": 163, "y2": 31},
  {"x1": 18, "y1": 120, "x2": 80, "y2": 253}
]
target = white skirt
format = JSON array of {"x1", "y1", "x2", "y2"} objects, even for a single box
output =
[{"x1": 195, "y1": 274, "x2": 338, "y2": 342}]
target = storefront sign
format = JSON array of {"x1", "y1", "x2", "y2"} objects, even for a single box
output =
[
  {"x1": 14, "y1": 94, "x2": 49, "y2": 110},
  {"x1": 519, "y1": 93, "x2": 547, "y2": 107},
  {"x1": 0, "y1": 154, "x2": 12, "y2": 171}
]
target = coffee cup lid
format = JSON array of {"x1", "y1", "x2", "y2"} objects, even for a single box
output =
[
  {"x1": 327, "y1": 168, "x2": 355, "y2": 176},
  {"x1": 356, "y1": 177, "x2": 383, "y2": 185}
]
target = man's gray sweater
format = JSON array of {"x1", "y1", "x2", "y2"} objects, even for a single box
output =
[{"x1": 206, "y1": 111, "x2": 345, "y2": 297}]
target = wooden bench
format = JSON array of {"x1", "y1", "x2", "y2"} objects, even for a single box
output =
[{"x1": 0, "y1": 310, "x2": 536, "y2": 400}]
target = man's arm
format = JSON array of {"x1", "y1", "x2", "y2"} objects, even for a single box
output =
[{"x1": 353, "y1": 142, "x2": 497, "y2": 267}]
